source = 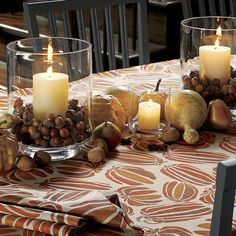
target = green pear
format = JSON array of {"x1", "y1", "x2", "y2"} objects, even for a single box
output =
[{"x1": 92, "y1": 121, "x2": 121, "y2": 151}]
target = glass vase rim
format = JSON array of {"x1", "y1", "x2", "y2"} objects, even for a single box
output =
[
  {"x1": 181, "y1": 16, "x2": 236, "y2": 31},
  {"x1": 6, "y1": 36, "x2": 92, "y2": 56}
]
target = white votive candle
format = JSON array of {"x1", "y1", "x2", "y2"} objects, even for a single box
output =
[
  {"x1": 33, "y1": 71, "x2": 68, "y2": 120},
  {"x1": 138, "y1": 100, "x2": 160, "y2": 130},
  {"x1": 199, "y1": 45, "x2": 230, "y2": 85}
]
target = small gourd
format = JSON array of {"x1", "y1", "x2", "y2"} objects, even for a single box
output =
[{"x1": 165, "y1": 90, "x2": 208, "y2": 144}]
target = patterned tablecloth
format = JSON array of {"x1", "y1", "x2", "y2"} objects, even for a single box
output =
[{"x1": 0, "y1": 59, "x2": 236, "y2": 236}]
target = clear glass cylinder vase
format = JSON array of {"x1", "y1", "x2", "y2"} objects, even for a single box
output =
[
  {"x1": 127, "y1": 76, "x2": 171, "y2": 140},
  {"x1": 7, "y1": 37, "x2": 92, "y2": 161},
  {"x1": 180, "y1": 16, "x2": 236, "y2": 118}
]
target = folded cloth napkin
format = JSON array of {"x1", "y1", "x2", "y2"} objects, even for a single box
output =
[{"x1": 0, "y1": 183, "x2": 139, "y2": 236}]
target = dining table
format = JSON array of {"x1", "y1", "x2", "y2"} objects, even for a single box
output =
[{"x1": 0, "y1": 58, "x2": 236, "y2": 236}]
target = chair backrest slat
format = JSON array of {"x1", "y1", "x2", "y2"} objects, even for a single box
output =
[
  {"x1": 230, "y1": 0, "x2": 236, "y2": 16},
  {"x1": 90, "y1": 8, "x2": 103, "y2": 72},
  {"x1": 62, "y1": 11, "x2": 72, "y2": 38},
  {"x1": 118, "y1": 4, "x2": 129, "y2": 68},
  {"x1": 182, "y1": 0, "x2": 193, "y2": 19},
  {"x1": 104, "y1": 6, "x2": 116, "y2": 70},
  {"x1": 24, "y1": 5, "x2": 40, "y2": 37},
  {"x1": 76, "y1": 10, "x2": 86, "y2": 40},
  {"x1": 137, "y1": 0, "x2": 149, "y2": 65},
  {"x1": 197, "y1": 0, "x2": 206, "y2": 16},
  {"x1": 48, "y1": 13, "x2": 58, "y2": 37},
  {"x1": 181, "y1": 0, "x2": 236, "y2": 18},
  {"x1": 208, "y1": 0, "x2": 216, "y2": 15},
  {"x1": 219, "y1": 0, "x2": 227, "y2": 16}
]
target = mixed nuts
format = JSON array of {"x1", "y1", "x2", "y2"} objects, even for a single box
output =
[
  {"x1": 12, "y1": 98, "x2": 90, "y2": 148},
  {"x1": 182, "y1": 69, "x2": 236, "y2": 106}
]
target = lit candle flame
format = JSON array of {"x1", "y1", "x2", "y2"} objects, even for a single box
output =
[
  {"x1": 148, "y1": 99, "x2": 153, "y2": 107},
  {"x1": 215, "y1": 38, "x2": 219, "y2": 47},
  {"x1": 47, "y1": 43, "x2": 53, "y2": 63},
  {"x1": 47, "y1": 66, "x2": 52, "y2": 79},
  {"x1": 47, "y1": 39, "x2": 53, "y2": 78},
  {"x1": 216, "y1": 26, "x2": 222, "y2": 37},
  {"x1": 215, "y1": 26, "x2": 222, "y2": 47}
]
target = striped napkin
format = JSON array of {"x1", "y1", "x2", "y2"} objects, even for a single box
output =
[{"x1": 0, "y1": 183, "x2": 140, "y2": 235}]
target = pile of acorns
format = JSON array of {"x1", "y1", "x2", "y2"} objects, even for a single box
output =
[
  {"x1": 11, "y1": 98, "x2": 91, "y2": 147},
  {"x1": 182, "y1": 69, "x2": 236, "y2": 105}
]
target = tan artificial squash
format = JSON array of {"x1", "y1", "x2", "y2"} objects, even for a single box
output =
[
  {"x1": 0, "y1": 130, "x2": 19, "y2": 171},
  {"x1": 90, "y1": 94, "x2": 126, "y2": 132},
  {"x1": 165, "y1": 90, "x2": 208, "y2": 144},
  {"x1": 104, "y1": 85, "x2": 139, "y2": 122}
]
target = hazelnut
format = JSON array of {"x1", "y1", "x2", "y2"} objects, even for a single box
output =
[
  {"x1": 14, "y1": 97, "x2": 23, "y2": 108},
  {"x1": 16, "y1": 155, "x2": 34, "y2": 171},
  {"x1": 87, "y1": 147, "x2": 105, "y2": 163},
  {"x1": 94, "y1": 138, "x2": 108, "y2": 154},
  {"x1": 160, "y1": 127, "x2": 180, "y2": 144},
  {"x1": 34, "y1": 150, "x2": 51, "y2": 167}
]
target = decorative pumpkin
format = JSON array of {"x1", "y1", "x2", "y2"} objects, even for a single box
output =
[
  {"x1": 90, "y1": 94, "x2": 126, "y2": 131},
  {"x1": 0, "y1": 130, "x2": 19, "y2": 172}
]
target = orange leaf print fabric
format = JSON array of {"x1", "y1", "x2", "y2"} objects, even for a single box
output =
[
  {"x1": 140, "y1": 203, "x2": 211, "y2": 223},
  {"x1": 161, "y1": 164, "x2": 215, "y2": 186},
  {"x1": 105, "y1": 165, "x2": 156, "y2": 185},
  {"x1": 117, "y1": 186, "x2": 162, "y2": 206},
  {"x1": 164, "y1": 148, "x2": 228, "y2": 164}
]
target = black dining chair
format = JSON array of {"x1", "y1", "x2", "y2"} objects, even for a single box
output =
[
  {"x1": 23, "y1": 0, "x2": 150, "y2": 73},
  {"x1": 181, "y1": 0, "x2": 236, "y2": 19},
  {"x1": 210, "y1": 159, "x2": 236, "y2": 236}
]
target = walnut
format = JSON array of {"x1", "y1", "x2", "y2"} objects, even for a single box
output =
[
  {"x1": 160, "y1": 127, "x2": 180, "y2": 144},
  {"x1": 0, "y1": 130, "x2": 19, "y2": 172},
  {"x1": 16, "y1": 154, "x2": 34, "y2": 171},
  {"x1": 87, "y1": 147, "x2": 105, "y2": 163}
]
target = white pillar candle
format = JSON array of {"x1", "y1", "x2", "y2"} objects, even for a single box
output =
[
  {"x1": 199, "y1": 45, "x2": 230, "y2": 85},
  {"x1": 33, "y1": 70, "x2": 68, "y2": 120},
  {"x1": 138, "y1": 100, "x2": 160, "y2": 130},
  {"x1": 199, "y1": 44, "x2": 231, "y2": 86}
]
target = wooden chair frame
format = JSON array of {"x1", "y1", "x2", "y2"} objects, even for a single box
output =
[
  {"x1": 23, "y1": 0, "x2": 150, "y2": 72},
  {"x1": 210, "y1": 159, "x2": 236, "y2": 236}
]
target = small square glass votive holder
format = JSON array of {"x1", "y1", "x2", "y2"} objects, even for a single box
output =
[
  {"x1": 180, "y1": 16, "x2": 236, "y2": 120},
  {"x1": 128, "y1": 80, "x2": 170, "y2": 139},
  {"x1": 7, "y1": 37, "x2": 92, "y2": 161}
]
